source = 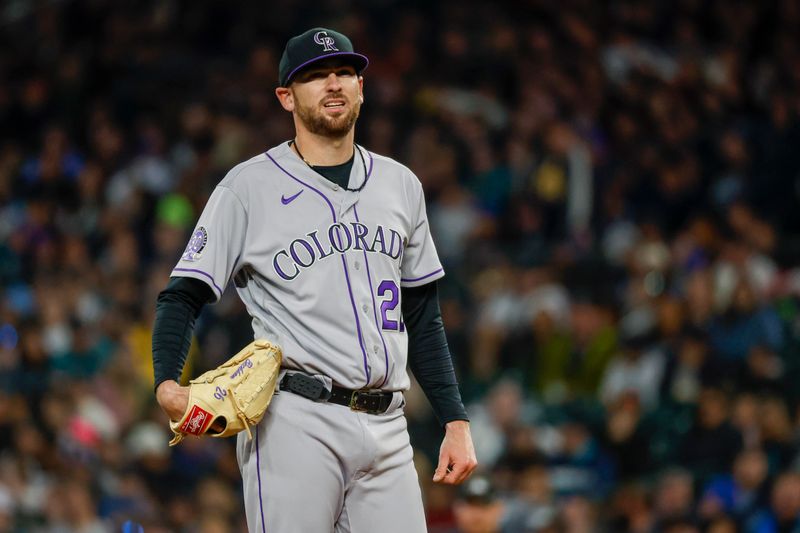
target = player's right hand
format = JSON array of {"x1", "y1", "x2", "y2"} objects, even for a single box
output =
[{"x1": 156, "y1": 379, "x2": 190, "y2": 422}]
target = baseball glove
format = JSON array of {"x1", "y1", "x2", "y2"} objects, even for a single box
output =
[{"x1": 168, "y1": 339, "x2": 282, "y2": 446}]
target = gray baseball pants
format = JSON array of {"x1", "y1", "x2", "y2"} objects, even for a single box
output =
[{"x1": 237, "y1": 388, "x2": 427, "y2": 532}]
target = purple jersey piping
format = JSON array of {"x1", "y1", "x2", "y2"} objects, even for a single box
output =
[
  {"x1": 255, "y1": 425, "x2": 266, "y2": 533},
  {"x1": 401, "y1": 268, "x2": 444, "y2": 283},
  {"x1": 354, "y1": 204, "x2": 390, "y2": 388},
  {"x1": 338, "y1": 255, "x2": 370, "y2": 383},
  {"x1": 173, "y1": 268, "x2": 223, "y2": 297},
  {"x1": 266, "y1": 150, "x2": 371, "y2": 383},
  {"x1": 285, "y1": 52, "x2": 370, "y2": 85}
]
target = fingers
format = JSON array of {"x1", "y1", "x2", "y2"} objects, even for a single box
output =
[
  {"x1": 433, "y1": 453, "x2": 478, "y2": 485},
  {"x1": 156, "y1": 384, "x2": 190, "y2": 422},
  {"x1": 450, "y1": 457, "x2": 478, "y2": 484},
  {"x1": 432, "y1": 458, "x2": 448, "y2": 483}
]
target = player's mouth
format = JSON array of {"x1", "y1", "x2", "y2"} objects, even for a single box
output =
[{"x1": 322, "y1": 99, "x2": 347, "y2": 113}]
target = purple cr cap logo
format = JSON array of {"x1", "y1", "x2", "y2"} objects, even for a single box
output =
[{"x1": 182, "y1": 226, "x2": 208, "y2": 262}]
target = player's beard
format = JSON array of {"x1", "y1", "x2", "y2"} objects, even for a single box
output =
[{"x1": 294, "y1": 93, "x2": 361, "y2": 138}]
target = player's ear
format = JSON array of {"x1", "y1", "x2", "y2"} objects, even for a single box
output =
[{"x1": 275, "y1": 87, "x2": 294, "y2": 112}]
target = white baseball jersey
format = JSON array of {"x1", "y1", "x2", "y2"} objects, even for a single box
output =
[{"x1": 172, "y1": 141, "x2": 444, "y2": 392}]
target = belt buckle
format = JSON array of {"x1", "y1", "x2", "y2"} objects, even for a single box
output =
[
  {"x1": 349, "y1": 391, "x2": 384, "y2": 413},
  {"x1": 349, "y1": 391, "x2": 368, "y2": 412}
]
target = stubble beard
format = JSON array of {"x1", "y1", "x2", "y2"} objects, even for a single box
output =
[{"x1": 294, "y1": 93, "x2": 361, "y2": 138}]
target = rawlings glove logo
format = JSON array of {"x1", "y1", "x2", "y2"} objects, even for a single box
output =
[{"x1": 180, "y1": 405, "x2": 213, "y2": 435}]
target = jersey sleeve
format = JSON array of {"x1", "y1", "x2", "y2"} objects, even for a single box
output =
[
  {"x1": 400, "y1": 181, "x2": 444, "y2": 288},
  {"x1": 171, "y1": 185, "x2": 246, "y2": 302}
]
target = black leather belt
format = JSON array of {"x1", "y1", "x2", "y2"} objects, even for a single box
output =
[{"x1": 280, "y1": 373, "x2": 394, "y2": 415}]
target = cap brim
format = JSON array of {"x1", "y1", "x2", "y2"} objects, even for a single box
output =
[{"x1": 284, "y1": 52, "x2": 369, "y2": 86}]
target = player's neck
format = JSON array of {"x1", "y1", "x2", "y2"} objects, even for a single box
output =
[{"x1": 293, "y1": 130, "x2": 355, "y2": 166}]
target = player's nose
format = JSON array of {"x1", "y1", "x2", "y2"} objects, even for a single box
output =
[{"x1": 325, "y1": 72, "x2": 343, "y2": 90}]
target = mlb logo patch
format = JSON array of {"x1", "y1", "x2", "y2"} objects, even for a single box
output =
[{"x1": 180, "y1": 405, "x2": 213, "y2": 435}]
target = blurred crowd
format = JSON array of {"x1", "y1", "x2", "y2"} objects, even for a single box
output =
[{"x1": 1, "y1": 0, "x2": 800, "y2": 531}]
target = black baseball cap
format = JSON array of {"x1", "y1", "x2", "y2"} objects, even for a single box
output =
[
  {"x1": 278, "y1": 28, "x2": 369, "y2": 87},
  {"x1": 458, "y1": 474, "x2": 496, "y2": 504}
]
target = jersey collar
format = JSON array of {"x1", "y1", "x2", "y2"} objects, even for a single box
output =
[{"x1": 279, "y1": 140, "x2": 372, "y2": 194}]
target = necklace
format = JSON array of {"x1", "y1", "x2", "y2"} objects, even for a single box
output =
[{"x1": 290, "y1": 139, "x2": 369, "y2": 192}]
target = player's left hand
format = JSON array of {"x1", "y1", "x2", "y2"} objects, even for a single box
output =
[{"x1": 433, "y1": 420, "x2": 477, "y2": 485}]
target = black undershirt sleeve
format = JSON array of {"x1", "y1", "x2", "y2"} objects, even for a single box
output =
[
  {"x1": 402, "y1": 281, "x2": 469, "y2": 426},
  {"x1": 152, "y1": 276, "x2": 215, "y2": 390}
]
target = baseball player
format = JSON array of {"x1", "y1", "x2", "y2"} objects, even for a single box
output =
[{"x1": 152, "y1": 27, "x2": 477, "y2": 532}]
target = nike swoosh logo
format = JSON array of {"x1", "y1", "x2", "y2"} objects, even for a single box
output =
[{"x1": 281, "y1": 190, "x2": 304, "y2": 205}]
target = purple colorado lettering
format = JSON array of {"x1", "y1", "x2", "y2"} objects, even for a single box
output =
[{"x1": 272, "y1": 223, "x2": 405, "y2": 281}]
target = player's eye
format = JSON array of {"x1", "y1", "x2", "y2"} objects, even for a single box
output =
[
  {"x1": 297, "y1": 71, "x2": 324, "y2": 82},
  {"x1": 297, "y1": 68, "x2": 354, "y2": 82}
]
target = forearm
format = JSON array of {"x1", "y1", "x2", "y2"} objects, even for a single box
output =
[
  {"x1": 152, "y1": 276, "x2": 214, "y2": 390},
  {"x1": 408, "y1": 341, "x2": 468, "y2": 425},
  {"x1": 403, "y1": 282, "x2": 468, "y2": 426}
]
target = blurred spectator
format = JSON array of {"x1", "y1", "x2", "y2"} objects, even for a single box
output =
[
  {"x1": 746, "y1": 472, "x2": 800, "y2": 533},
  {"x1": 559, "y1": 494, "x2": 600, "y2": 533},
  {"x1": 452, "y1": 474, "x2": 505, "y2": 533},
  {"x1": 679, "y1": 387, "x2": 744, "y2": 484},
  {"x1": 607, "y1": 482, "x2": 654, "y2": 533},
  {"x1": 699, "y1": 448, "x2": 770, "y2": 525},
  {"x1": 757, "y1": 397, "x2": 795, "y2": 472},
  {"x1": 652, "y1": 468, "x2": 696, "y2": 527},
  {"x1": 707, "y1": 276, "x2": 784, "y2": 364},
  {"x1": 549, "y1": 418, "x2": 614, "y2": 498},
  {"x1": 602, "y1": 393, "x2": 651, "y2": 481},
  {"x1": 41, "y1": 478, "x2": 107, "y2": 533},
  {"x1": 659, "y1": 326, "x2": 714, "y2": 406},
  {"x1": 468, "y1": 379, "x2": 538, "y2": 468},
  {"x1": 599, "y1": 328, "x2": 665, "y2": 412},
  {"x1": 525, "y1": 298, "x2": 617, "y2": 402}
]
